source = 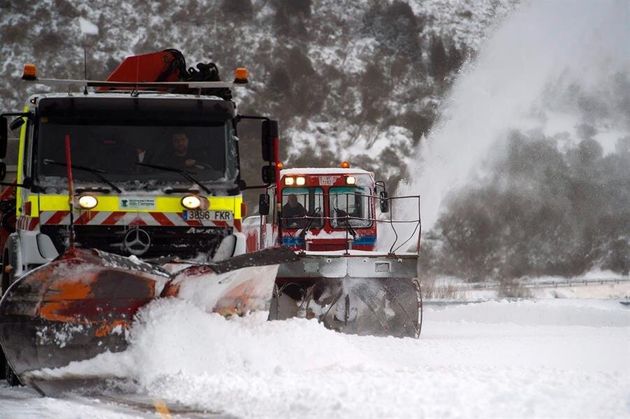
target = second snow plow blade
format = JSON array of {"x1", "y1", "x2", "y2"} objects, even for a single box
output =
[
  {"x1": 269, "y1": 253, "x2": 422, "y2": 338},
  {"x1": 0, "y1": 246, "x2": 296, "y2": 391}
]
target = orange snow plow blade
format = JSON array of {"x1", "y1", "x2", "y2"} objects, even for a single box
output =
[{"x1": 0, "y1": 247, "x2": 296, "y2": 390}]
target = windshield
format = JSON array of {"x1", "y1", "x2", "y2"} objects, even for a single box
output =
[
  {"x1": 330, "y1": 186, "x2": 372, "y2": 228},
  {"x1": 281, "y1": 187, "x2": 324, "y2": 229},
  {"x1": 35, "y1": 120, "x2": 236, "y2": 189}
]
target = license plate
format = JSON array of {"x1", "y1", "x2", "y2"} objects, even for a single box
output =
[{"x1": 183, "y1": 210, "x2": 233, "y2": 221}]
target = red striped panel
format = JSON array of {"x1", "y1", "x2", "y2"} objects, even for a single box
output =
[
  {"x1": 149, "y1": 212, "x2": 175, "y2": 226},
  {"x1": 102, "y1": 211, "x2": 126, "y2": 225},
  {"x1": 28, "y1": 218, "x2": 39, "y2": 231},
  {"x1": 75, "y1": 211, "x2": 99, "y2": 225},
  {"x1": 128, "y1": 216, "x2": 148, "y2": 226},
  {"x1": 46, "y1": 211, "x2": 70, "y2": 225}
]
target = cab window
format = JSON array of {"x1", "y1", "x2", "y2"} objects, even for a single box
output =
[
  {"x1": 330, "y1": 186, "x2": 372, "y2": 228},
  {"x1": 281, "y1": 187, "x2": 324, "y2": 229}
]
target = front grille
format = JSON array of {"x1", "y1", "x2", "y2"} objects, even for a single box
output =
[{"x1": 41, "y1": 225, "x2": 230, "y2": 259}]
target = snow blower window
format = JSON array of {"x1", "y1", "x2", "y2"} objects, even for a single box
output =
[
  {"x1": 281, "y1": 187, "x2": 324, "y2": 229},
  {"x1": 330, "y1": 186, "x2": 372, "y2": 228},
  {"x1": 35, "y1": 120, "x2": 234, "y2": 187}
]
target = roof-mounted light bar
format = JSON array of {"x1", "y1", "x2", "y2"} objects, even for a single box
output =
[{"x1": 21, "y1": 64, "x2": 248, "y2": 90}]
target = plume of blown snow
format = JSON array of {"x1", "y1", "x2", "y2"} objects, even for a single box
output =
[{"x1": 401, "y1": 0, "x2": 630, "y2": 230}]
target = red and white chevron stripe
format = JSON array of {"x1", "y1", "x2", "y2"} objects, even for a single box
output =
[{"x1": 36, "y1": 211, "x2": 237, "y2": 229}]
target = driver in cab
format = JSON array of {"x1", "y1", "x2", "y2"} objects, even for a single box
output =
[
  {"x1": 170, "y1": 133, "x2": 198, "y2": 169},
  {"x1": 154, "y1": 132, "x2": 207, "y2": 169},
  {"x1": 282, "y1": 194, "x2": 307, "y2": 228}
]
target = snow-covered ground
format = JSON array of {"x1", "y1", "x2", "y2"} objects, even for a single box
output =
[{"x1": 1, "y1": 298, "x2": 629, "y2": 418}]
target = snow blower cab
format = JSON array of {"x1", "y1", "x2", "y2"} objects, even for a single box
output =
[
  {"x1": 0, "y1": 50, "x2": 291, "y2": 390},
  {"x1": 245, "y1": 164, "x2": 423, "y2": 338}
]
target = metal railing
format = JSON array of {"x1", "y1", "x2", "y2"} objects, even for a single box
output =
[{"x1": 280, "y1": 192, "x2": 422, "y2": 254}]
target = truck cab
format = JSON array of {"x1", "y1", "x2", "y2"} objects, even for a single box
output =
[
  {"x1": 0, "y1": 57, "x2": 279, "y2": 279},
  {"x1": 277, "y1": 167, "x2": 381, "y2": 251},
  {"x1": 245, "y1": 164, "x2": 391, "y2": 253}
]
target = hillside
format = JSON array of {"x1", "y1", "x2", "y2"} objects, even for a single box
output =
[{"x1": 0, "y1": 0, "x2": 517, "y2": 189}]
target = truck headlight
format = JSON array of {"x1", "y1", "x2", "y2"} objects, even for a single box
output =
[
  {"x1": 296, "y1": 176, "x2": 306, "y2": 186},
  {"x1": 346, "y1": 176, "x2": 356, "y2": 185},
  {"x1": 78, "y1": 195, "x2": 98, "y2": 209},
  {"x1": 181, "y1": 195, "x2": 202, "y2": 209}
]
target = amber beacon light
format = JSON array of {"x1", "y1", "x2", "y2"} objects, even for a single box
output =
[
  {"x1": 234, "y1": 67, "x2": 249, "y2": 84},
  {"x1": 22, "y1": 64, "x2": 37, "y2": 80}
]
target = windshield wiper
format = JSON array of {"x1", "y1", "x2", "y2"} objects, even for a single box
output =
[
  {"x1": 75, "y1": 186, "x2": 112, "y2": 194},
  {"x1": 136, "y1": 162, "x2": 212, "y2": 194},
  {"x1": 334, "y1": 207, "x2": 357, "y2": 238},
  {"x1": 299, "y1": 207, "x2": 321, "y2": 239},
  {"x1": 43, "y1": 159, "x2": 122, "y2": 193}
]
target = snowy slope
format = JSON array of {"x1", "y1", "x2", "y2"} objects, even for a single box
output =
[
  {"x1": 2, "y1": 299, "x2": 628, "y2": 418},
  {"x1": 0, "y1": 0, "x2": 517, "y2": 188}
]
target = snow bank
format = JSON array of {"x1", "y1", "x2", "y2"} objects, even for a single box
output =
[
  {"x1": 134, "y1": 300, "x2": 630, "y2": 418},
  {"x1": 24, "y1": 299, "x2": 630, "y2": 418},
  {"x1": 127, "y1": 299, "x2": 371, "y2": 384}
]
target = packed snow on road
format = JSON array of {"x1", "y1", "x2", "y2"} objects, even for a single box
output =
[{"x1": 1, "y1": 297, "x2": 628, "y2": 418}]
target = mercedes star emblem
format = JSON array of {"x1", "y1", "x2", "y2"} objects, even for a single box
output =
[{"x1": 122, "y1": 228, "x2": 151, "y2": 256}]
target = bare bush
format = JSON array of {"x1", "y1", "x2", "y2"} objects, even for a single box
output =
[{"x1": 420, "y1": 276, "x2": 462, "y2": 300}]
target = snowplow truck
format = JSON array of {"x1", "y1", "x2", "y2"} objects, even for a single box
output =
[
  {"x1": 0, "y1": 50, "x2": 292, "y2": 391},
  {"x1": 244, "y1": 165, "x2": 423, "y2": 338}
]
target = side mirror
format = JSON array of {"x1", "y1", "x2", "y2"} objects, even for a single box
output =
[
  {"x1": 262, "y1": 165, "x2": 275, "y2": 184},
  {"x1": 261, "y1": 119, "x2": 278, "y2": 162},
  {"x1": 379, "y1": 190, "x2": 389, "y2": 213},
  {"x1": 9, "y1": 117, "x2": 25, "y2": 131},
  {"x1": 259, "y1": 193, "x2": 270, "y2": 216},
  {"x1": 0, "y1": 117, "x2": 7, "y2": 160}
]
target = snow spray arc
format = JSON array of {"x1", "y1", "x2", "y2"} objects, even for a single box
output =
[{"x1": 400, "y1": 0, "x2": 630, "y2": 231}]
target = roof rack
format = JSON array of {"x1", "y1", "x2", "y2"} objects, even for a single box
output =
[
  {"x1": 21, "y1": 63, "x2": 247, "y2": 96},
  {"x1": 23, "y1": 78, "x2": 239, "y2": 90}
]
